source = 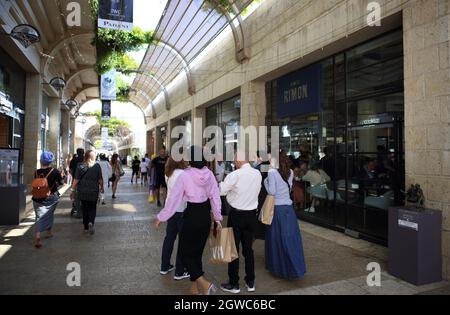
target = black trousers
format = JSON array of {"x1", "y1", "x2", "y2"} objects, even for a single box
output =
[
  {"x1": 227, "y1": 209, "x2": 257, "y2": 285},
  {"x1": 179, "y1": 201, "x2": 211, "y2": 282},
  {"x1": 161, "y1": 212, "x2": 185, "y2": 274},
  {"x1": 81, "y1": 200, "x2": 97, "y2": 230}
]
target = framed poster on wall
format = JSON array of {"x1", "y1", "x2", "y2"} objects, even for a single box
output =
[{"x1": 0, "y1": 148, "x2": 20, "y2": 187}]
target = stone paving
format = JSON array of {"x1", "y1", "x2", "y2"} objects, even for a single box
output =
[{"x1": 0, "y1": 172, "x2": 448, "y2": 295}]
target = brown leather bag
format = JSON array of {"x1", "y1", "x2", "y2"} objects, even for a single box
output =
[{"x1": 31, "y1": 169, "x2": 53, "y2": 199}]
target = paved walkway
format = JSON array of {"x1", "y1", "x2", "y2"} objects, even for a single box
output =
[{"x1": 0, "y1": 171, "x2": 448, "y2": 295}]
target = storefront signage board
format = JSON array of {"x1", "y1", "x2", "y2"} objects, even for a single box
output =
[
  {"x1": 101, "y1": 100, "x2": 112, "y2": 121},
  {"x1": 98, "y1": 0, "x2": 134, "y2": 31},
  {"x1": 277, "y1": 64, "x2": 322, "y2": 118},
  {"x1": 101, "y1": 70, "x2": 117, "y2": 101}
]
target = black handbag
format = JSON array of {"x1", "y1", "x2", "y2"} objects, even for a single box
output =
[{"x1": 221, "y1": 196, "x2": 232, "y2": 216}]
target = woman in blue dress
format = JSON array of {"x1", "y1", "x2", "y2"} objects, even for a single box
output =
[{"x1": 264, "y1": 154, "x2": 306, "y2": 279}]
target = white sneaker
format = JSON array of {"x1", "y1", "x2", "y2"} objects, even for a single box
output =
[
  {"x1": 160, "y1": 265, "x2": 174, "y2": 275},
  {"x1": 246, "y1": 282, "x2": 256, "y2": 292},
  {"x1": 88, "y1": 223, "x2": 95, "y2": 235},
  {"x1": 174, "y1": 272, "x2": 190, "y2": 281}
]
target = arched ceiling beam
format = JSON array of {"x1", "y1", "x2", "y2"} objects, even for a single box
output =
[
  {"x1": 73, "y1": 85, "x2": 99, "y2": 102},
  {"x1": 43, "y1": 32, "x2": 95, "y2": 79},
  {"x1": 133, "y1": 89, "x2": 156, "y2": 120},
  {"x1": 210, "y1": 0, "x2": 248, "y2": 63},
  {"x1": 155, "y1": 41, "x2": 195, "y2": 95},
  {"x1": 66, "y1": 65, "x2": 96, "y2": 90},
  {"x1": 137, "y1": 72, "x2": 171, "y2": 111}
]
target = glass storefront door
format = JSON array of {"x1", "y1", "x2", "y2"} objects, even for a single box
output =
[
  {"x1": 267, "y1": 29, "x2": 404, "y2": 244},
  {"x1": 206, "y1": 95, "x2": 241, "y2": 174}
]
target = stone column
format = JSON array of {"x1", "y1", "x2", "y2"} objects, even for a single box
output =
[
  {"x1": 191, "y1": 107, "x2": 205, "y2": 147},
  {"x1": 155, "y1": 126, "x2": 163, "y2": 153},
  {"x1": 69, "y1": 117, "x2": 76, "y2": 155},
  {"x1": 146, "y1": 129, "x2": 155, "y2": 156},
  {"x1": 61, "y1": 109, "x2": 70, "y2": 160},
  {"x1": 167, "y1": 119, "x2": 174, "y2": 153},
  {"x1": 240, "y1": 81, "x2": 267, "y2": 160},
  {"x1": 403, "y1": 0, "x2": 450, "y2": 280},
  {"x1": 241, "y1": 81, "x2": 266, "y2": 129},
  {"x1": 23, "y1": 74, "x2": 43, "y2": 187},
  {"x1": 47, "y1": 97, "x2": 61, "y2": 167}
]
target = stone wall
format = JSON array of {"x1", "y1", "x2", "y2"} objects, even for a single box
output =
[{"x1": 403, "y1": 0, "x2": 450, "y2": 280}]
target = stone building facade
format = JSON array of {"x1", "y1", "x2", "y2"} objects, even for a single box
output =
[{"x1": 141, "y1": 0, "x2": 450, "y2": 279}]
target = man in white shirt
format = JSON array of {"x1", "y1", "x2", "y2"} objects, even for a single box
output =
[{"x1": 219, "y1": 155, "x2": 262, "y2": 294}]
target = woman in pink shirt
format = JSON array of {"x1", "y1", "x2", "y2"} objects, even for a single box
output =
[{"x1": 155, "y1": 146, "x2": 223, "y2": 295}]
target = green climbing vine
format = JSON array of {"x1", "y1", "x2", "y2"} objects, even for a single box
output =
[{"x1": 204, "y1": 0, "x2": 261, "y2": 16}]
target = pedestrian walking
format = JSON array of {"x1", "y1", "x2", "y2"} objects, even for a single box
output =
[
  {"x1": 219, "y1": 155, "x2": 262, "y2": 294},
  {"x1": 264, "y1": 154, "x2": 306, "y2": 279},
  {"x1": 253, "y1": 151, "x2": 271, "y2": 240},
  {"x1": 160, "y1": 157, "x2": 189, "y2": 280},
  {"x1": 155, "y1": 146, "x2": 222, "y2": 295},
  {"x1": 64, "y1": 154, "x2": 72, "y2": 185},
  {"x1": 150, "y1": 149, "x2": 168, "y2": 207},
  {"x1": 31, "y1": 152, "x2": 64, "y2": 248},
  {"x1": 97, "y1": 154, "x2": 112, "y2": 205},
  {"x1": 131, "y1": 156, "x2": 141, "y2": 184},
  {"x1": 69, "y1": 148, "x2": 85, "y2": 217},
  {"x1": 110, "y1": 153, "x2": 123, "y2": 199},
  {"x1": 71, "y1": 150, "x2": 104, "y2": 235},
  {"x1": 140, "y1": 157, "x2": 148, "y2": 186}
]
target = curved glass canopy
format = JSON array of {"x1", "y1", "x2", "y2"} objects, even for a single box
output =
[{"x1": 131, "y1": 0, "x2": 253, "y2": 113}]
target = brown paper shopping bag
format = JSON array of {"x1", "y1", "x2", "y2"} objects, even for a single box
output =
[
  {"x1": 259, "y1": 195, "x2": 275, "y2": 225},
  {"x1": 209, "y1": 227, "x2": 238, "y2": 264}
]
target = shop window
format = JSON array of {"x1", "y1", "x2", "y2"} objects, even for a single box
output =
[
  {"x1": 205, "y1": 95, "x2": 241, "y2": 173},
  {"x1": 0, "y1": 48, "x2": 25, "y2": 108},
  {"x1": 267, "y1": 29, "x2": 404, "y2": 244}
]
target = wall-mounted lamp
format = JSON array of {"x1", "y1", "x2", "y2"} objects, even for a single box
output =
[
  {"x1": 49, "y1": 77, "x2": 66, "y2": 91},
  {"x1": 0, "y1": 24, "x2": 41, "y2": 49},
  {"x1": 65, "y1": 99, "x2": 78, "y2": 109}
]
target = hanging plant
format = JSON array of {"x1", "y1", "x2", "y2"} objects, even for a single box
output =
[{"x1": 89, "y1": 0, "x2": 154, "y2": 75}]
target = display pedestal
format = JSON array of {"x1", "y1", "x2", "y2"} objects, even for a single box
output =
[
  {"x1": 0, "y1": 185, "x2": 26, "y2": 225},
  {"x1": 388, "y1": 206, "x2": 442, "y2": 286}
]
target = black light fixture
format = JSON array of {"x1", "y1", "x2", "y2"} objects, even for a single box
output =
[
  {"x1": 0, "y1": 24, "x2": 41, "y2": 48},
  {"x1": 49, "y1": 77, "x2": 66, "y2": 91},
  {"x1": 65, "y1": 99, "x2": 78, "y2": 109}
]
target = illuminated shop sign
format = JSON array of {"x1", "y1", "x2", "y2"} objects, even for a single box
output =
[{"x1": 0, "y1": 92, "x2": 13, "y2": 114}]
